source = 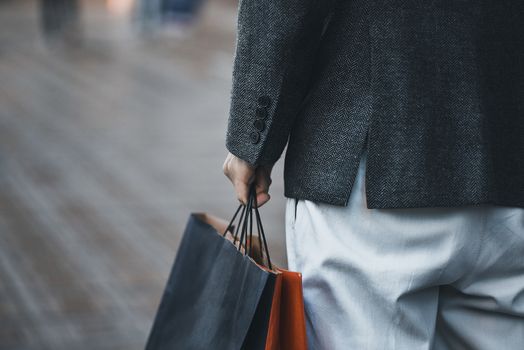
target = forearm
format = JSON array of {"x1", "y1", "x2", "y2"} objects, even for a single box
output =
[{"x1": 225, "y1": 0, "x2": 337, "y2": 166}]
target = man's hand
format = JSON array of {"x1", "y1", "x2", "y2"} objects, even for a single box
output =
[{"x1": 223, "y1": 152, "x2": 273, "y2": 207}]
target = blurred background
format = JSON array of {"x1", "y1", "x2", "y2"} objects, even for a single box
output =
[{"x1": 0, "y1": 0, "x2": 288, "y2": 348}]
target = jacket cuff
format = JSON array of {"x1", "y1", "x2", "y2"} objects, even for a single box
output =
[
  {"x1": 225, "y1": 62, "x2": 292, "y2": 167},
  {"x1": 224, "y1": 0, "x2": 336, "y2": 167}
]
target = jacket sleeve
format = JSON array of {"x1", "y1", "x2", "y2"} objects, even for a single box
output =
[{"x1": 225, "y1": 0, "x2": 336, "y2": 166}]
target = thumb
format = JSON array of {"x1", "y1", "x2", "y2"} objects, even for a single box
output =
[{"x1": 254, "y1": 166, "x2": 272, "y2": 207}]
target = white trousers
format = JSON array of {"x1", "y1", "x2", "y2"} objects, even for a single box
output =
[{"x1": 285, "y1": 151, "x2": 524, "y2": 350}]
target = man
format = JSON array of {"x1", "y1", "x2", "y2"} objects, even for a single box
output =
[{"x1": 223, "y1": 1, "x2": 524, "y2": 349}]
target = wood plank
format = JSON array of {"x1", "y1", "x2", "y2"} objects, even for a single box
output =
[{"x1": 0, "y1": 0, "x2": 288, "y2": 349}]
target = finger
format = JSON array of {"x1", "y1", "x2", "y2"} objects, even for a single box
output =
[
  {"x1": 253, "y1": 169, "x2": 271, "y2": 208},
  {"x1": 256, "y1": 166, "x2": 272, "y2": 192},
  {"x1": 255, "y1": 192, "x2": 270, "y2": 207},
  {"x1": 223, "y1": 153, "x2": 255, "y2": 184},
  {"x1": 223, "y1": 153, "x2": 256, "y2": 205},
  {"x1": 256, "y1": 169, "x2": 271, "y2": 190},
  {"x1": 222, "y1": 153, "x2": 235, "y2": 181},
  {"x1": 234, "y1": 179, "x2": 251, "y2": 205}
]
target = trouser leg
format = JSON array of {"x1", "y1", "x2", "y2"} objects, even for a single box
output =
[
  {"x1": 284, "y1": 153, "x2": 491, "y2": 349},
  {"x1": 432, "y1": 207, "x2": 524, "y2": 350}
]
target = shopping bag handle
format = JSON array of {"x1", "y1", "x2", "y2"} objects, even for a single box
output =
[{"x1": 222, "y1": 183, "x2": 273, "y2": 270}]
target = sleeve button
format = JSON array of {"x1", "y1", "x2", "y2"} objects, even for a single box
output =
[
  {"x1": 253, "y1": 119, "x2": 265, "y2": 131},
  {"x1": 249, "y1": 131, "x2": 260, "y2": 144},
  {"x1": 257, "y1": 95, "x2": 271, "y2": 107},
  {"x1": 255, "y1": 107, "x2": 268, "y2": 119}
]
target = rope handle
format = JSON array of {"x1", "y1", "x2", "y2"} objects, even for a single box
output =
[{"x1": 222, "y1": 182, "x2": 272, "y2": 269}]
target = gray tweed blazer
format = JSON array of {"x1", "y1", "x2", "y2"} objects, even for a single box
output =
[{"x1": 225, "y1": 0, "x2": 524, "y2": 209}]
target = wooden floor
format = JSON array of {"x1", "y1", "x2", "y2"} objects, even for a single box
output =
[{"x1": 0, "y1": 1, "x2": 287, "y2": 349}]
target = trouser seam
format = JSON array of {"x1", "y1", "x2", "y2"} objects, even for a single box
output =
[{"x1": 470, "y1": 207, "x2": 488, "y2": 277}]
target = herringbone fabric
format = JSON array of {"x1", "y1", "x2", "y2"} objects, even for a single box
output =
[{"x1": 225, "y1": 0, "x2": 524, "y2": 209}]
